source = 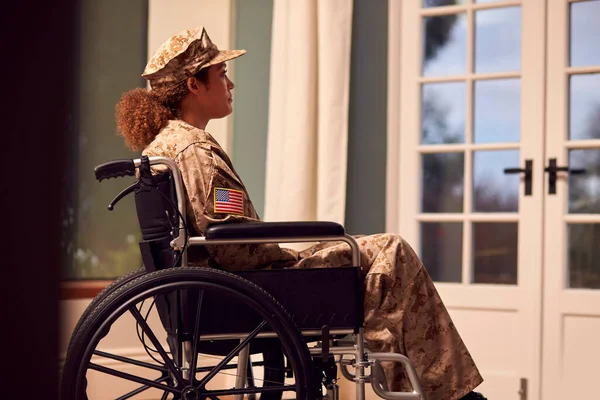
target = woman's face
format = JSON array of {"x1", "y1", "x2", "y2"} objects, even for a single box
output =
[{"x1": 199, "y1": 62, "x2": 235, "y2": 119}]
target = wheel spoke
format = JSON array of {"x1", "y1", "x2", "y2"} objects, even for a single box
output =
[
  {"x1": 196, "y1": 320, "x2": 267, "y2": 389},
  {"x1": 88, "y1": 362, "x2": 180, "y2": 395},
  {"x1": 129, "y1": 305, "x2": 185, "y2": 385},
  {"x1": 115, "y1": 376, "x2": 170, "y2": 400},
  {"x1": 188, "y1": 289, "x2": 204, "y2": 384},
  {"x1": 94, "y1": 350, "x2": 168, "y2": 372}
]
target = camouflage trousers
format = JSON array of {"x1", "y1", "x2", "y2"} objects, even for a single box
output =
[{"x1": 292, "y1": 233, "x2": 483, "y2": 400}]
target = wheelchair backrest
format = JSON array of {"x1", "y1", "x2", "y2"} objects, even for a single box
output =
[{"x1": 134, "y1": 166, "x2": 182, "y2": 272}]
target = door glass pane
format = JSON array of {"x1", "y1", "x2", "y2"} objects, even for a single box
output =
[
  {"x1": 473, "y1": 222, "x2": 518, "y2": 284},
  {"x1": 422, "y1": 152, "x2": 465, "y2": 213},
  {"x1": 422, "y1": 13, "x2": 467, "y2": 76},
  {"x1": 421, "y1": 222, "x2": 463, "y2": 282},
  {"x1": 474, "y1": 79, "x2": 521, "y2": 143},
  {"x1": 569, "y1": 74, "x2": 600, "y2": 140},
  {"x1": 475, "y1": 7, "x2": 522, "y2": 73},
  {"x1": 423, "y1": 0, "x2": 466, "y2": 7},
  {"x1": 570, "y1": 0, "x2": 600, "y2": 67},
  {"x1": 422, "y1": 82, "x2": 466, "y2": 144},
  {"x1": 473, "y1": 150, "x2": 520, "y2": 212},
  {"x1": 568, "y1": 224, "x2": 600, "y2": 289},
  {"x1": 569, "y1": 149, "x2": 600, "y2": 214}
]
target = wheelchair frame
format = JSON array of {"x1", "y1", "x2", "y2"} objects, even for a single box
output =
[{"x1": 76, "y1": 155, "x2": 426, "y2": 400}]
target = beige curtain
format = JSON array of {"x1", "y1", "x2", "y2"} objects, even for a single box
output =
[{"x1": 264, "y1": 0, "x2": 353, "y2": 225}]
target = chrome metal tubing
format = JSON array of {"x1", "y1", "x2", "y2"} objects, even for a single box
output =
[
  {"x1": 339, "y1": 358, "x2": 358, "y2": 382},
  {"x1": 235, "y1": 344, "x2": 250, "y2": 400},
  {"x1": 196, "y1": 329, "x2": 354, "y2": 342},
  {"x1": 369, "y1": 353, "x2": 424, "y2": 399},
  {"x1": 182, "y1": 340, "x2": 193, "y2": 381},
  {"x1": 188, "y1": 234, "x2": 361, "y2": 268},
  {"x1": 344, "y1": 234, "x2": 360, "y2": 268},
  {"x1": 309, "y1": 346, "x2": 357, "y2": 356},
  {"x1": 356, "y1": 328, "x2": 366, "y2": 400}
]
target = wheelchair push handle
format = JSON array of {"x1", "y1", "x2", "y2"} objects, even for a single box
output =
[{"x1": 94, "y1": 159, "x2": 136, "y2": 182}]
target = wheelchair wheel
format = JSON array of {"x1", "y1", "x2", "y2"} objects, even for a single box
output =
[
  {"x1": 61, "y1": 267, "x2": 317, "y2": 400},
  {"x1": 68, "y1": 268, "x2": 147, "y2": 343},
  {"x1": 66, "y1": 267, "x2": 288, "y2": 400}
]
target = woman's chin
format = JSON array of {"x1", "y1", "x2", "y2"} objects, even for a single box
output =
[{"x1": 213, "y1": 108, "x2": 233, "y2": 120}]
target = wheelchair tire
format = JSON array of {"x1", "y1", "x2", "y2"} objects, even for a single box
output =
[
  {"x1": 61, "y1": 267, "x2": 317, "y2": 400},
  {"x1": 68, "y1": 267, "x2": 147, "y2": 344}
]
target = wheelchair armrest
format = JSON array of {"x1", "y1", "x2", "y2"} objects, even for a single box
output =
[{"x1": 204, "y1": 221, "x2": 345, "y2": 240}]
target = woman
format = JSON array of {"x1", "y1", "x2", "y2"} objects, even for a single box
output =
[{"x1": 116, "y1": 26, "x2": 485, "y2": 400}]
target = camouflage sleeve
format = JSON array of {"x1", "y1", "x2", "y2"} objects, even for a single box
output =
[{"x1": 176, "y1": 144, "x2": 297, "y2": 271}]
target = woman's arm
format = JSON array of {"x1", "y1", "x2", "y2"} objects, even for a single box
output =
[{"x1": 176, "y1": 145, "x2": 297, "y2": 270}]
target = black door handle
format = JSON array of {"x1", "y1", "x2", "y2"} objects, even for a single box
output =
[
  {"x1": 544, "y1": 158, "x2": 587, "y2": 195},
  {"x1": 503, "y1": 159, "x2": 533, "y2": 196}
]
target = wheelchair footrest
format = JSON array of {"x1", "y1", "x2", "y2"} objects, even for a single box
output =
[{"x1": 369, "y1": 352, "x2": 425, "y2": 400}]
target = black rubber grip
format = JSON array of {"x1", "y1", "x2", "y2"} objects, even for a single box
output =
[{"x1": 94, "y1": 159, "x2": 136, "y2": 182}]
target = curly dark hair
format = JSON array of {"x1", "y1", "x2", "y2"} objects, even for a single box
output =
[{"x1": 115, "y1": 68, "x2": 209, "y2": 151}]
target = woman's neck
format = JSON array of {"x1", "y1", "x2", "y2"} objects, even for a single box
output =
[{"x1": 180, "y1": 110, "x2": 209, "y2": 131}]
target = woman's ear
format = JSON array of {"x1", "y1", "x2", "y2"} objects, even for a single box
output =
[
  {"x1": 186, "y1": 77, "x2": 197, "y2": 92},
  {"x1": 187, "y1": 77, "x2": 205, "y2": 94}
]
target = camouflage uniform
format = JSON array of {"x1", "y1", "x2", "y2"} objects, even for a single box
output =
[{"x1": 143, "y1": 119, "x2": 483, "y2": 399}]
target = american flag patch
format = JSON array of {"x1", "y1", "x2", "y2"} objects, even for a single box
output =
[{"x1": 214, "y1": 188, "x2": 244, "y2": 215}]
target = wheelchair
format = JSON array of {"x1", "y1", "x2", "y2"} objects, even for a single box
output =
[{"x1": 61, "y1": 155, "x2": 426, "y2": 400}]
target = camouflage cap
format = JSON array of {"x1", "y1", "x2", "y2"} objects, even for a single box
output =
[{"x1": 142, "y1": 26, "x2": 246, "y2": 90}]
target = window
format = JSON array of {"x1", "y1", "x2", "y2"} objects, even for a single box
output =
[{"x1": 62, "y1": 0, "x2": 148, "y2": 281}]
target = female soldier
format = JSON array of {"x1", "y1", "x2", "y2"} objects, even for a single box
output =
[{"x1": 116, "y1": 26, "x2": 485, "y2": 400}]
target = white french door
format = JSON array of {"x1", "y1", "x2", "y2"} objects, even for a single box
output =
[
  {"x1": 388, "y1": 0, "x2": 600, "y2": 399},
  {"x1": 389, "y1": 1, "x2": 546, "y2": 398},
  {"x1": 542, "y1": 1, "x2": 600, "y2": 399}
]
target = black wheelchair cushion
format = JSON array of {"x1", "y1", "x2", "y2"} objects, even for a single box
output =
[{"x1": 205, "y1": 221, "x2": 345, "y2": 240}]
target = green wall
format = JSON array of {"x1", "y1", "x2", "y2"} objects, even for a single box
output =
[
  {"x1": 344, "y1": 0, "x2": 388, "y2": 235},
  {"x1": 233, "y1": 0, "x2": 388, "y2": 233}
]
